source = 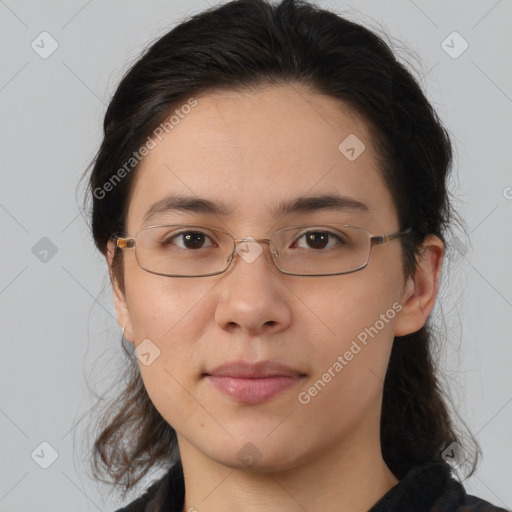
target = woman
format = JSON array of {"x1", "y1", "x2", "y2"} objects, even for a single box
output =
[{"x1": 83, "y1": 0, "x2": 509, "y2": 510}]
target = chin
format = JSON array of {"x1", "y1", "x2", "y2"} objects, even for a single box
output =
[{"x1": 204, "y1": 437, "x2": 310, "y2": 474}]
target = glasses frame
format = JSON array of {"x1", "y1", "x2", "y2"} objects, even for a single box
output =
[{"x1": 115, "y1": 224, "x2": 412, "y2": 278}]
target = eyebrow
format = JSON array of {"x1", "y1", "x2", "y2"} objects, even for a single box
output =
[{"x1": 142, "y1": 192, "x2": 370, "y2": 224}]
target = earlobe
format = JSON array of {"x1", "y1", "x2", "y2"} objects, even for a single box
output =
[
  {"x1": 394, "y1": 235, "x2": 444, "y2": 337},
  {"x1": 106, "y1": 239, "x2": 134, "y2": 344}
]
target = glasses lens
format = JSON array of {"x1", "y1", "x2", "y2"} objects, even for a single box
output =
[
  {"x1": 135, "y1": 225, "x2": 234, "y2": 276},
  {"x1": 272, "y1": 225, "x2": 371, "y2": 275}
]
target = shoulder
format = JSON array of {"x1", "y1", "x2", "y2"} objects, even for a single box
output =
[
  {"x1": 433, "y1": 469, "x2": 510, "y2": 512},
  {"x1": 455, "y1": 493, "x2": 510, "y2": 511},
  {"x1": 112, "y1": 465, "x2": 179, "y2": 512},
  {"x1": 112, "y1": 479, "x2": 163, "y2": 512},
  {"x1": 371, "y1": 458, "x2": 509, "y2": 512}
]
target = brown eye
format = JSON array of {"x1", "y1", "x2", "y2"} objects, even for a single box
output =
[
  {"x1": 162, "y1": 231, "x2": 215, "y2": 250},
  {"x1": 293, "y1": 230, "x2": 344, "y2": 250},
  {"x1": 182, "y1": 232, "x2": 207, "y2": 249},
  {"x1": 305, "y1": 232, "x2": 329, "y2": 249}
]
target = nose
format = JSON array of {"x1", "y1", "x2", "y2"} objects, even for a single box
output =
[{"x1": 214, "y1": 238, "x2": 292, "y2": 335}]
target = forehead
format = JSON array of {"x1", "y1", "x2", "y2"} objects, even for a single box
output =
[{"x1": 126, "y1": 85, "x2": 397, "y2": 232}]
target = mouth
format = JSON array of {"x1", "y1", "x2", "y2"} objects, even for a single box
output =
[
  {"x1": 203, "y1": 360, "x2": 307, "y2": 404},
  {"x1": 204, "y1": 375, "x2": 306, "y2": 404}
]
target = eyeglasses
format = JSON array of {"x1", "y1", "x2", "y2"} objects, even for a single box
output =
[{"x1": 115, "y1": 223, "x2": 412, "y2": 278}]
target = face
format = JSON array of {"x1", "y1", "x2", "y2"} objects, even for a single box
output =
[{"x1": 109, "y1": 85, "x2": 419, "y2": 472}]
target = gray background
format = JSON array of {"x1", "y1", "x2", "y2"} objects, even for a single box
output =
[{"x1": 1, "y1": 0, "x2": 511, "y2": 510}]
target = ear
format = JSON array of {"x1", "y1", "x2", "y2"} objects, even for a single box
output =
[
  {"x1": 394, "y1": 234, "x2": 444, "y2": 337},
  {"x1": 106, "y1": 239, "x2": 134, "y2": 344}
]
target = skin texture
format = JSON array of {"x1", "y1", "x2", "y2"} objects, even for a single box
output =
[{"x1": 107, "y1": 85, "x2": 444, "y2": 512}]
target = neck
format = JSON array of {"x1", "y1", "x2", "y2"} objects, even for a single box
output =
[{"x1": 178, "y1": 414, "x2": 399, "y2": 512}]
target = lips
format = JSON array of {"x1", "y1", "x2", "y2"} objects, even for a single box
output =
[
  {"x1": 203, "y1": 360, "x2": 306, "y2": 404},
  {"x1": 204, "y1": 360, "x2": 306, "y2": 379}
]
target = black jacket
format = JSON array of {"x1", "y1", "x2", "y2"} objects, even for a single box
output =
[{"x1": 114, "y1": 458, "x2": 509, "y2": 512}]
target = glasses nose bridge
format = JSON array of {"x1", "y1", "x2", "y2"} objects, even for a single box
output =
[
  {"x1": 233, "y1": 236, "x2": 272, "y2": 244},
  {"x1": 231, "y1": 236, "x2": 279, "y2": 262},
  {"x1": 233, "y1": 236, "x2": 274, "y2": 249}
]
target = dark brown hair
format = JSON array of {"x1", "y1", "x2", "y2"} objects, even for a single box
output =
[{"x1": 82, "y1": 0, "x2": 479, "y2": 497}]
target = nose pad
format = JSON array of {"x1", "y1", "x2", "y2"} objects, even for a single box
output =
[{"x1": 266, "y1": 244, "x2": 280, "y2": 269}]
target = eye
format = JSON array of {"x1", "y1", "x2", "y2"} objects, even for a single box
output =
[
  {"x1": 162, "y1": 230, "x2": 217, "y2": 250},
  {"x1": 292, "y1": 230, "x2": 346, "y2": 250}
]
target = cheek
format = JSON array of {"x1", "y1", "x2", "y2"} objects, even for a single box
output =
[
  {"x1": 127, "y1": 291, "x2": 207, "y2": 427},
  {"x1": 304, "y1": 263, "x2": 404, "y2": 394},
  {"x1": 293, "y1": 311, "x2": 398, "y2": 438},
  {"x1": 124, "y1": 261, "x2": 213, "y2": 342},
  {"x1": 122, "y1": 267, "x2": 220, "y2": 407},
  {"x1": 312, "y1": 259, "x2": 403, "y2": 336}
]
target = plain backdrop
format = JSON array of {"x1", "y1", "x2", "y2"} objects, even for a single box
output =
[{"x1": 0, "y1": 0, "x2": 511, "y2": 510}]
